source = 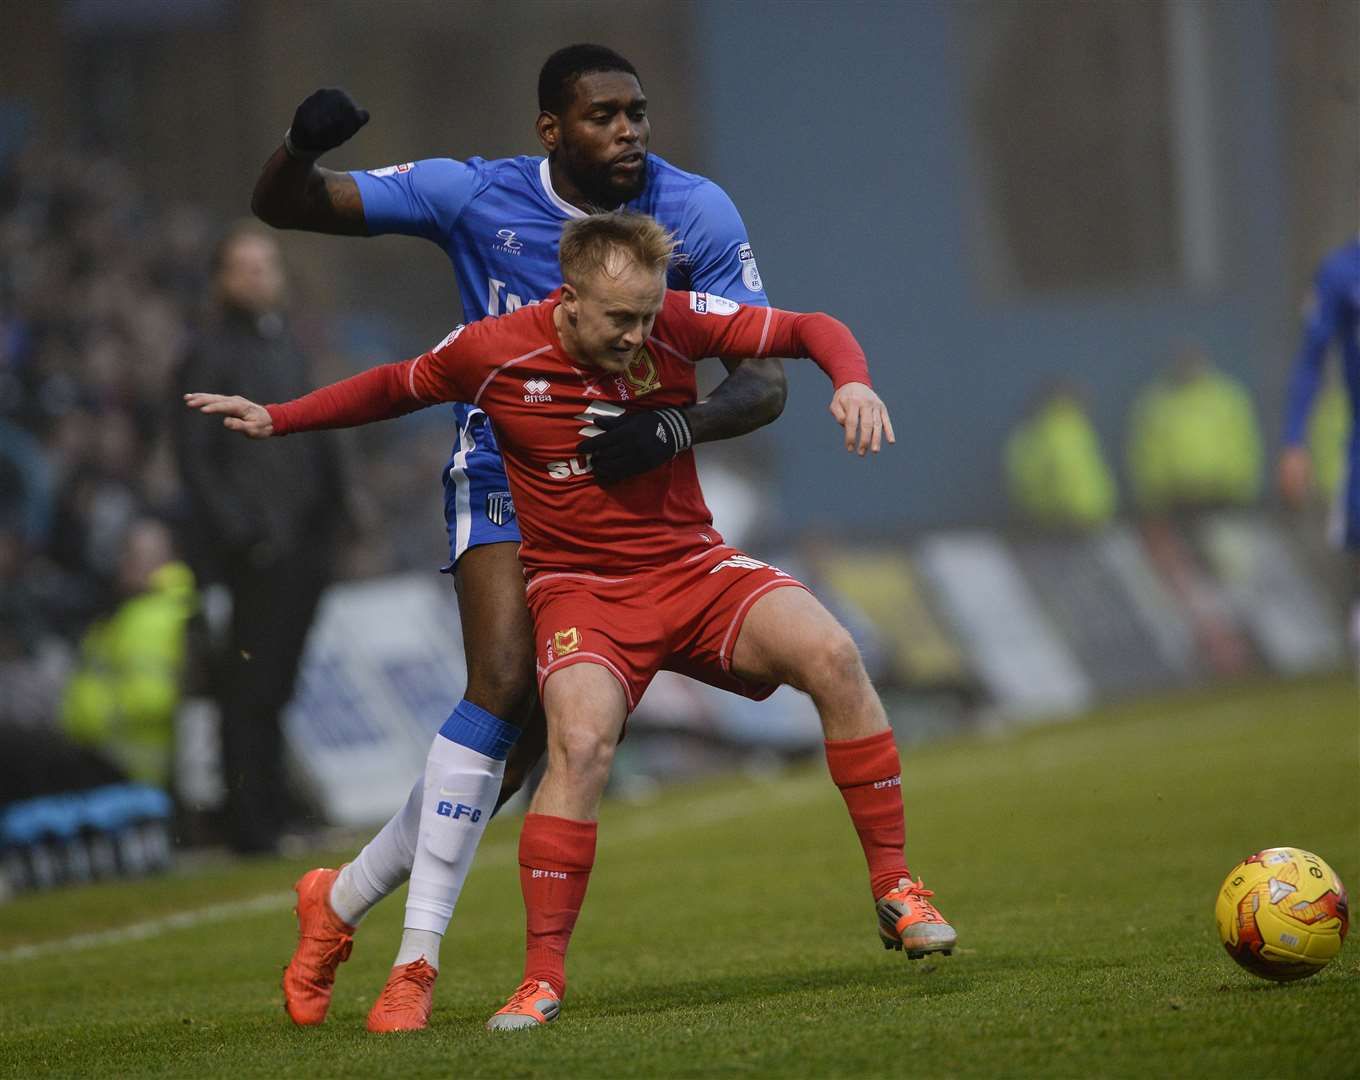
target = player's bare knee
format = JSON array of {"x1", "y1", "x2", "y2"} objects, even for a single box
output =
[
  {"x1": 551, "y1": 723, "x2": 616, "y2": 785},
  {"x1": 798, "y1": 628, "x2": 870, "y2": 705}
]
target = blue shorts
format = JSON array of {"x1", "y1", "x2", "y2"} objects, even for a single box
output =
[{"x1": 440, "y1": 403, "x2": 521, "y2": 573}]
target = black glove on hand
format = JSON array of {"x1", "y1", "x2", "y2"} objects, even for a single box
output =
[
  {"x1": 578, "y1": 406, "x2": 693, "y2": 485},
  {"x1": 285, "y1": 88, "x2": 370, "y2": 159}
]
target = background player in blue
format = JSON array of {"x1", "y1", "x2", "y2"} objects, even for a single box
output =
[
  {"x1": 1278, "y1": 235, "x2": 1360, "y2": 657},
  {"x1": 252, "y1": 45, "x2": 787, "y2": 1030}
]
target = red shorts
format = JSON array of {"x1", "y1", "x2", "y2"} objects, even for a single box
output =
[{"x1": 526, "y1": 546, "x2": 810, "y2": 712}]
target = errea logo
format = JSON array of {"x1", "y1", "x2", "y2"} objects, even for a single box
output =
[
  {"x1": 523, "y1": 378, "x2": 552, "y2": 403},
  {"x1": 434, "y1": 324, "x2": 466, "y2": 351},
  {"x1": 494, "y1": 228, "x2": 523, "y2": 255}
]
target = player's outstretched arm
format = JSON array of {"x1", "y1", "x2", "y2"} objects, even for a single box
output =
[
  {"x1": 828, "y1": 381, "x2": 895, "y2": 456},
  {"x1": 184, "y1": 357, "x2": 440, "y2": 440},
  {"x1": 252, "y1": 88, "x2": 370, "y2": 235},
  {"x1": 183, "y1": 393, "x2": 274, "y2": 438}
]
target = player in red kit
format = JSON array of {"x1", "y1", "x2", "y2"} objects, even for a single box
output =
[{"x1": 187, "y1": 211, "x2": 956, "y2": 1029}]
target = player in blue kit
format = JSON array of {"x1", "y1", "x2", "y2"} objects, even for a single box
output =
[
  {"x1": 251, "y1": 45, "x2": 787, "y2": 1031},
  {"x1": 1278, "y1": 236, "x2": 1360, "y2": 655}
]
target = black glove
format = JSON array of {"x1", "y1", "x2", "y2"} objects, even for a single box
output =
[
  {"x1": 577, "y1": 406, "x2": 693, "y2": 485},
  {"x1": 285, "y1": 88, "x2": 370, "y2": 160}
]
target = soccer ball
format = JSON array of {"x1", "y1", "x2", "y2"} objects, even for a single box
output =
[{"x1": 1215, "y1": 847, "x2": 1349, "y2": 981}]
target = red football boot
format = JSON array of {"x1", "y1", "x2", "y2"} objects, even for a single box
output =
[
  {"x1": 876, "y1": 877, "x2": 957, "y2": 959},
  {"x1": 366, "y1": 958, "x2": 438, "y2": 1033},
  {"x1": 282, "y1": 867, "x2": 355, "y2": 1025}
]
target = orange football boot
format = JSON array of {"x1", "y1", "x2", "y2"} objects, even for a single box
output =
[
  {"x1": 366, "y1": 958, "x2": 438, "y2": 1033},
  {"x1": 876, "y1": 877, "x2": 957, "y2": 959},
  {"x1": 485, "y1": 978, "x2": 561, "y2": 1031},
  {"x1": 282, "y1": 866, "x2": 355, "y2": 1025}
]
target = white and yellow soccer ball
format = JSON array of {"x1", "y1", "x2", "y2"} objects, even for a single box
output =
[{"x1": 1215, "y1": 847, "x2": 1349, "y2": 981}]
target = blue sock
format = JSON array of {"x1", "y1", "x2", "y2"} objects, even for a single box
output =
[{"x1": 437, "y1": 699, "x2": 520, "y2": 760}]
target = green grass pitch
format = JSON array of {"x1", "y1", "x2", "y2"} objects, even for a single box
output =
[{"x1": 2, "y1": 674, "x2": 1356, "y2": 1078}]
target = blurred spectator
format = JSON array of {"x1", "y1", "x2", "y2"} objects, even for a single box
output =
[
  {"x1": 1004, "y1": 382, "x2": 1116, "y2": 530},
  {"x1": 0, "y1": 418, "x2": 54, "y2": 547},
  {"x1": 60, "y1": 518, "x2": 196, "y2": 787},
  {"x1": 171, "y1": 222, "x2": 350, "y2": 854},
  {"x1": 1126, "y1": 344, "x2": 1263, "y2": 514}
]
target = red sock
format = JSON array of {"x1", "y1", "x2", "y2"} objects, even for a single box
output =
[
  {"x1": 518, "y1": 812, "x2": 597, "y2": 998},
  {"x1": 825, "y1": 729, "x2": 910, "y2": 899}
]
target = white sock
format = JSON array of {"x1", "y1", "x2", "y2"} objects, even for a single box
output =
[
  {"x1": 329, "y1": 777, "x2": 422, "y2": 926},
  {"x1": 400, "y1": 731, "x2": 503, "y2": 944},
  {"x1": 394, "y1": 928, "x2": 443, "y2": 970}
]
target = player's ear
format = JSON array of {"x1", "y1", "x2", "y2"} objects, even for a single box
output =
[{"x1": 536, "y1": 111, "x2": 558, "y2": 154}]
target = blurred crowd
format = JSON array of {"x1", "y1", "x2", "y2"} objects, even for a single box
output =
[
  {"x1": 0, "y1": 146, "x2": 427, "y2": 814},
  {"x1": 0, "y1": 147, "x2": 213, "y2": 742}
]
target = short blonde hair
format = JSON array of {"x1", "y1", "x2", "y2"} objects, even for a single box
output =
[{"x1": 559, "y1": 211, "x2": 675, "y2": 288}]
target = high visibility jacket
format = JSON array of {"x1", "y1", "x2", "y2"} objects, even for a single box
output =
[
  {"x1": 1005, "y1": 398, "x2": 1117, "y2": 529},
  {"x1": 1127, "y1": 372, "x2": 1263, "y2": 512},
  {"x1": 61, "y1": 562, "x2": 197, "y2": 786}
]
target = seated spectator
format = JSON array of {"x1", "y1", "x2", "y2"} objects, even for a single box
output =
[
  {"x1": 1005, "y1": 382, "x2": 1117, "y2": 531},
  {"x1": 1126, "y1": 344, "x2": 1263, "y2": 514},
  {"x1": 60, "y1": 518, "x2": 197, "y2": 788}
]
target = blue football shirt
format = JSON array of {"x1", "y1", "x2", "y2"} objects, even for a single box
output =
[{"x1": 350, "y1": 154, "x2": 768, "y2": 327}]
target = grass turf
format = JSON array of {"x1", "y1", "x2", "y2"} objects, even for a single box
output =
[{"x1": 1, "y1": 674, "x2": 1356, "y2": 1078}]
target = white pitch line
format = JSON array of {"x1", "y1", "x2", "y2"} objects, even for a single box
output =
[
  {"x1": 0, "y1": 891, "x2": 296, "y2": 964},
  {"x1": 0, "y1": 770, "x2": 831, "y2": 966}
]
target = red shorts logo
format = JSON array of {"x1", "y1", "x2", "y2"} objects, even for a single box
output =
[{"x1": 553, "y1": 627, "x2": 581, "y2": 656}]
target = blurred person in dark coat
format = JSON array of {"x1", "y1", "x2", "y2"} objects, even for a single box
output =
[{"x1": 172, "y1": 222, "x2": 348, "y2": 854}]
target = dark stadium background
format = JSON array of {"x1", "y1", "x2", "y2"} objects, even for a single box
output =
[{"x1": 5, "y1": 1, "x2": 1353, "y2": 532}]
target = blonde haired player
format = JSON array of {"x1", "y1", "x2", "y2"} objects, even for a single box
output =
[{"x1": 188, "y1": 211, "x2": 954, "y2": 1032}]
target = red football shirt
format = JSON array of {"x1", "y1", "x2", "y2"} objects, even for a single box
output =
[{"x1": 269, "y1": 289, "x2": 869, "y2": 577}]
